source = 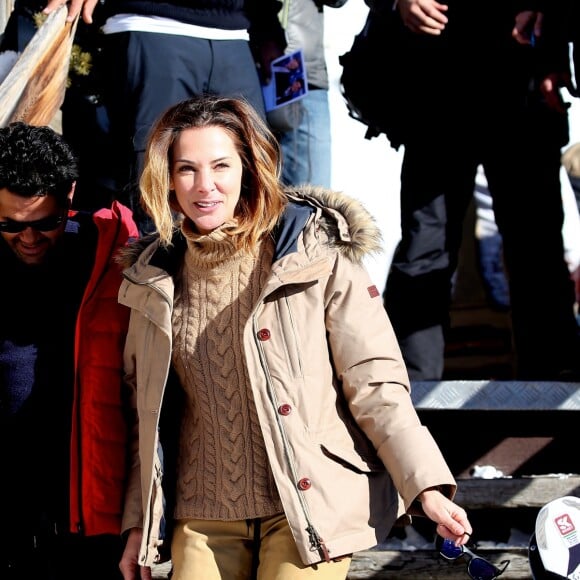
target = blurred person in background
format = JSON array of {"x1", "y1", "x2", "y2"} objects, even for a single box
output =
[{"x1": 382, "y1": 0, "x2": 580, "y2": 381}]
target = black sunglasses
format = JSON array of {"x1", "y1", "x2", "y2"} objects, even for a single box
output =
[
  {"x1": 0, "y1": 212, "x2": 67, "y2": 234},
  {"x1": 436, "y1": 536, "x2": 510, "y2": 580}
]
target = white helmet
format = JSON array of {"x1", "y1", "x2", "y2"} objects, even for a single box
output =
[{"x1": 529, "y1": 496, "x2": 580, "y2": 579}]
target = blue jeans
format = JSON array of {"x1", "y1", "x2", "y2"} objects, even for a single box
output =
[{"x1": 279, "y1": 89, "x2": 331, "y2": 188}]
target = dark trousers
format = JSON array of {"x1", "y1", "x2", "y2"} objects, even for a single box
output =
[
  {"x1": 100, "y1": 31, "x2": 266, "y2": 234},
  {"x1": 384, "y1": 106, "x2": 579, "y2": 380},
  {"x1": 2, "y1": 531, "x2": 123, "y2": 580}
]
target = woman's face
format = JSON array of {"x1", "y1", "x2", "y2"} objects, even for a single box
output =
[{"x1": 170, "y1": 126, "x2": 243, "y2": 234}]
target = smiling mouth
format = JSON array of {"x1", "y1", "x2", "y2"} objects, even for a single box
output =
[
  {"x1": 17, "y1": 238, "x2": 48, "y2": 250},
  {"x1": 19, "y1": 244, "x2": 44, "y2": 253}
]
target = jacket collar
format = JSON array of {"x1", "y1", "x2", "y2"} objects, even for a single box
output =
[{"x1": 119, "y1": 185, "x2": 383, "y2": 272}]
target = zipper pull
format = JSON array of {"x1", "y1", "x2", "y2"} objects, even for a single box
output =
[{"x1": 306, "y1": 525, "x2": 331, "y2": 563}]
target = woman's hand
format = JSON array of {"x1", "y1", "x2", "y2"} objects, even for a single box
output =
[
  {"x1": 119, "y1": 528, "x2": 152, "y2": 580},
  {"x1": 418, "y1": 487, "x2": 472, "y2": 545}
]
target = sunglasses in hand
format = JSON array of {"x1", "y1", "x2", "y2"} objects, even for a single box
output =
[{"x1": 436, "y1": 536, "x2": 510, "y2": 580}]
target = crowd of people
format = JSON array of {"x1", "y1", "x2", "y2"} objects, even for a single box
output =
[{"x1": 1, "y1": 0, "x2": 579, "y2": 578}]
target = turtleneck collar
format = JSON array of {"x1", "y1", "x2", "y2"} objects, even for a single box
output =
[{"x1": 180, "y1": 218, "x2": 244, "y2": 269}]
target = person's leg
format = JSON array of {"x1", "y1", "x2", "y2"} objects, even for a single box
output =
[
  {"x1": 1, "y1": 532, "x2": 45, "y2": 580},
  {"x1": 485, "y1": 135, "x2": 580, "y2": 379},
  {"x1": 101, "y1": 32, "x2": 213, "y2": 233},
  {"x1": 73, "y1": 534, "x2": 125, "y2": 580},
  {"x1": 171, "y1": 518, "x2": 253, "y2": 580},
  {"x1": 0, "y1": 527, "x2": 123, "y2": 580},
  {"x1": 208, "y1": 39, "x2": 267, "y2": 120},
  {"x1": 383, "y1": 140, "x2": 478, "y2": 380},
  {"x1": 0, "y1": 0, "x2": 39, "y2": 52},
  {"x1": 473, "y1": 166, "x2": 510, "y2": 309},
  {"x1": 257, "y1": 513, "x2": 351, "y2": 580},
  {"x1": 278, "y1": 89, "x2": 332, "y2": 188},
  {"x1": 171, "y1": 515, "x2": 351, "y2": 580}
]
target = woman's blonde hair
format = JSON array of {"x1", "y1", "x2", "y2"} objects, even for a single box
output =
[{"x1": 139, "y1": 95, "x2": 287, "y2": 249}]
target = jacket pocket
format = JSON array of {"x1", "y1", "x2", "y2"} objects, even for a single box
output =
[{"x1": 316, "y1": 427, "x2": 384, "y2": 473}]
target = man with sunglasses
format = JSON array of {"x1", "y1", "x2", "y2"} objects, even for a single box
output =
[{"x1": 0, "y1": 122, "x2": 139, "y2": 579}]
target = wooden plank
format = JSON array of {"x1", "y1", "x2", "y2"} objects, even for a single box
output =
[
  {"x1": 151, "y1": 548, "x2": 530, "y2": 579},
  {"x1": 454, "y1": 475, "x2": 580, "y2": 509},
  {"x1": 346, "y1": 548, "x2": 529, "y2": 579}
]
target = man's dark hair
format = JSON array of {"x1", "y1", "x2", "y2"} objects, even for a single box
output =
[{"x1": 0, "y1": 122, "x2": 79, "y2": 207}]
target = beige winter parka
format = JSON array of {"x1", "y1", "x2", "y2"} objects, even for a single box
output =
[{"x1": 117, "y1": 186, "x2": 456, "y2": 567}]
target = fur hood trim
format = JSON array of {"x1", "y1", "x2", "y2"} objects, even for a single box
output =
[
  {"x1": 286, "y1": 185, "x2": 383, "y2": 263},
  {"x1": 116, "y1": 231, "x2": 164, "y2": 269},
  {"x1": 117, "y1": 185, "x2": 383, "y2": 268}
]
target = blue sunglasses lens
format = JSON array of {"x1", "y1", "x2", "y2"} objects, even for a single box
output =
[
  {"x1": 440, "y1": 539, "x2": 463, "y2": 558},
  {"x1": 468, "y1": 557, "x2": 501, "y2": 580},
  {"x1": 438, "y1": 538, "x2": 507, "y2": 580}
]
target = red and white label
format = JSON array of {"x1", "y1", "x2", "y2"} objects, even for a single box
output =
[{"x1": 554, "y1": 513, "x2": 576, "y2": 536}]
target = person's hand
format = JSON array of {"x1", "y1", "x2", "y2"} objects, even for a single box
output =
[
  {"x1": 119, "y1": 528, "x2": 152, "y2": 580},
  {"x1": 539, "y1": 72, "x2": 577, "y2": 113},
  {"x1": 254, "y1": 39, "x2": 285, "y2": 85},
  {"x1": 397, "y1": 0, "x2": 448, "y2": 36},
  {"x1": 512, "y1": 10, "x2": 543, "y2": 45},
  {"x1": 43, "y1": 0, "x2": 100, "y2": 24},
  {"x1": 418, "y1": 488, "x2": 472, "y2": 545}
]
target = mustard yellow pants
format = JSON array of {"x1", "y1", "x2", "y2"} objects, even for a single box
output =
[{"x1": 170, "y1": 513, "x2": 352, "y2": 580}]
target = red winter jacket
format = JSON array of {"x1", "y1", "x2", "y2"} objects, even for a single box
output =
[{"x1": 69, "y1": 201, "x2": 139, "y2": 535}]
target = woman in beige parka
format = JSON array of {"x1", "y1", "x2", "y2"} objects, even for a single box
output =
[{"x1": 117, "y1": 95, "x2": 473, "y2": 580}]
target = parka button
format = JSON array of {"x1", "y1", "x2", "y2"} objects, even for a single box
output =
[
  {"x1": 297, "y1": 478, "x2": 312, "y2": 491},
  {"x1": 278, "y1": 404, "x2": 292, "y2": 415},
  {"x1": 257, "y1": 328, "x2": 271, "y2": 341}
]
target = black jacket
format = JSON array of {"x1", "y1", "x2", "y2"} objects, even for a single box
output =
[{"x1": 102, "y1": 0, "x2": 285, "y2": 47}]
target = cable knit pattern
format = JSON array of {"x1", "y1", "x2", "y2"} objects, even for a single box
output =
[{"x1": 172, "y1": 220, "x2": 283, "y2": 520}]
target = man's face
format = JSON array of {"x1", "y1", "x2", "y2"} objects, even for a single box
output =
[{"x1": 0, "y1": 188, "x2": 67, "y2": 265}]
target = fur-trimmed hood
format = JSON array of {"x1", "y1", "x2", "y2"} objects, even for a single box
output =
[
  {"x1": 117, "y1": 185, "x2": 383, "y2": 270},
  {"x1": 285, "y1": 185, "x2": 383, "y2": 263}
]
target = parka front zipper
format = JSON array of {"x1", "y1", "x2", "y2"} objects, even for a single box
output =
[{"x1": 252, "y1": 313, "x2": 330, "y2": 562}]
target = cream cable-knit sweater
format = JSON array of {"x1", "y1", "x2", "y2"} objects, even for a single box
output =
[{"x1": 171, "y1": 220, "x2": 283, "y2": 521}]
